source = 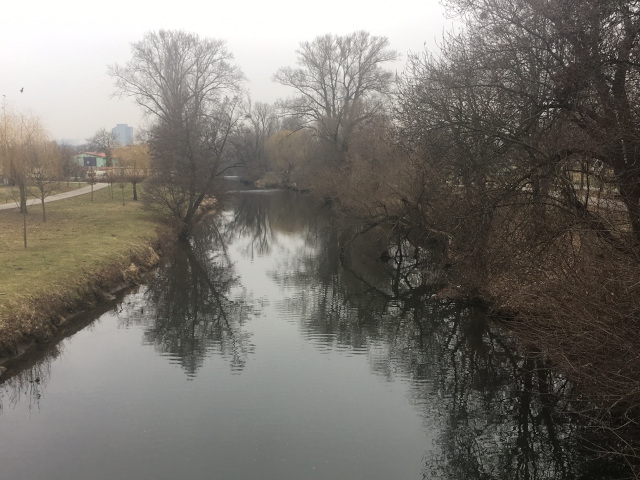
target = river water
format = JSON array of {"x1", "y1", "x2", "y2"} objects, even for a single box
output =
[{"x1": 0, "y1": 189, "x2": 627, "y2": 479}]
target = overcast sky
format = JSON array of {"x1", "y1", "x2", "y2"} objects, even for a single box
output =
[{"x1": 1, "y1": 0, "x2": 454, "y2": 144}]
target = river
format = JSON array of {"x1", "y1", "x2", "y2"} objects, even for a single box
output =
[{"x1": 0, "y1": 189, "x2": 627, "y2": 479}]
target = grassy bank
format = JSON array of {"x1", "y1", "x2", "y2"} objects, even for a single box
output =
[{"x1": 0, "y1": 184, "x2": 169, "y2": 359}]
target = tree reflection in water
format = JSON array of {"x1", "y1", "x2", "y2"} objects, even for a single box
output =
[
  {"x1": 221, "y1": 189, "x2": 332, "y2": 259},
  {"x1": 0, "y1": 345, "x2": 58, "y2": 414},
  {"x1": 0, "y1": 189, "x2": 630, "y2": 478},
  {"x1": 260, "y1": 200, "x2": 628, "y2": 480},
  {"x1": 119, "y1": 217, "x2": 256, "y2": 377},
  {"x1": 224, "y1": 192, "x2": 274, "y2": 258}
]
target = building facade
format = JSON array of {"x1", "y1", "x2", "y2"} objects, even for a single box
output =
[
  {"x1": 112, "y1": 124, "x2": 134, "y2": 146},
  {"x1": 73, "y1": 152, "x2": 118, "y2": 168}
]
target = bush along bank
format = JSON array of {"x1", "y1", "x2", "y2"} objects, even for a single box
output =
[
  {"x1": 331, "y1": 203, "x2": 640, "y2": 474},
  {"x1": 412, "y1": 221, "x2": 640, "y2": 474},
  {"x1": 311, "y1": 160, "x2": 640, "y2": 455}
]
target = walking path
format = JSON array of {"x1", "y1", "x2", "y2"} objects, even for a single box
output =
[{"x1": 0, "y1": 183, "x2": 109, "y2": 211}]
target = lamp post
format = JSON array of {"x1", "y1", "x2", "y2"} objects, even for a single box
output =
[{"x1": 2, "y1": 95, "x2": 7, "y2": 204}]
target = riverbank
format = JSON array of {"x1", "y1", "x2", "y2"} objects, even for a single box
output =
[
  {"x1": 429, "y1": 218, "x2": 640, "y2": 473},
  {"x1": 295, "y1": 173, "x2": 640, "y2": 473},
  {"x1": 266, "y1": 177, "x2": 640, "y2": 421},
  {"x1": 0, "y1": 185, "x2": 172, "y2": 366}
]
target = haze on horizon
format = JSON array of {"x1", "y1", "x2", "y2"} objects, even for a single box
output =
[{"x1": 1, "y1": 0, "x2": 453, "y2": 144}]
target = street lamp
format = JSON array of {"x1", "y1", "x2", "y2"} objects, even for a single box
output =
[{"x1": 2, "y1": 95, "x2": 7, "y2": 204}]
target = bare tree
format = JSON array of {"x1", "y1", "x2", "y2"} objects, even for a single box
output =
[
  {"x1": 1, "y1": 109, "x2": 29, "y2": 214},
  {"x1": 86, "y1": 167, "x2": 97, "y2": 201},
  {"x1": 265, "y1": 129, "x2": 312, "y2": 186},
  {"x1": 109, "y1": 30, "x2": 245, "y2": 240},
  {"x1": 26, "y1": 137, "x2": 60, "y2": 222},
  {"x1": 273, "y1": 31, "x2": 398, "y2": 162},
  {"x1": 113, "y1": 143, "x2": 150, "y2": 201},
  {"x1": 86, "y1": 128, "x2": 119, "y2": 167},
  {"x1": 392, "y1": 3, "x2": 640, "y2": 466},
  {"x1": 428, "y1": 0, "x2": 640, "y2": 245},
  {"x1": 57, "y1": 142, "x2": 80, "y2": 186},
  {"x1": 395, "y1": 0, "x2": 640, "y2": 259}
]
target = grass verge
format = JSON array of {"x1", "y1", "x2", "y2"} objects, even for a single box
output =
[{"x1": 0, "y1": 184, "x2": 171, "y2": 360}]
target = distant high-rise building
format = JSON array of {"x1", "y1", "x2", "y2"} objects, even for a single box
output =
[{"x1": 112, "y1": 123, "x2": 134, "y2": 146}]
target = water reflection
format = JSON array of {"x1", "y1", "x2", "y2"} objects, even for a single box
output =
[
  {"x1": 224, "y1": 192, "x2": 274, "y2": 257},
  {"x1": 221, "y1": 189, "x2": 331, "y2": 258},
  {"x1": 0, "y1": 189, "x2": 631, "y2": 479},
  {"x1": 0, "y1": 347, "x2": 56, "y2": 414},
  {"x1": 118, "y1": 218, "x2": 256, "y2": 377},
  {"x1": 241, "y1": 192, "x2": 627, "y2": 480},
  {"x1": 0, "y1": 301, "x2": 116, "y2": 413}
]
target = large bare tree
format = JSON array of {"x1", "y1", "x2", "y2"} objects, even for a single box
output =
[
  {"x1": 86, "y1": 128, "x2": 120, "y2": 167},
  {"x1": 394, "y1": 3, "x2": 640, "y2": 459},
  {"x1": 274, "y1": 31, "x2": 398, "y2": 162},
  {"x1": 109, "y1": 30, "x2": 245, "y2": 239},
  {"x1": 400, "y1": 0, "x2": 640, "y2": 246}
]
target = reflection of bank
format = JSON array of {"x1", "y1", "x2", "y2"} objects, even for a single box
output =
[
  {"x1": 251, "y1": 191, "x2": 620, "y2": 480},
  {"x1": 0, "y1": 340, "x2": 63, "y2": 414},
  {"x1": 223, "y1": 189, "x2": 332, "y2": 257}
]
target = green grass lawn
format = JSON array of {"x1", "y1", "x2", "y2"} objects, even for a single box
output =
[{"x1": 0, "y1": 184, "x2": 163, "y2": 324}]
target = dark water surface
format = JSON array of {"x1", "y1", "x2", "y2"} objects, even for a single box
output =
[{"x1": 0, "y1": 190, "x2": 627, "y2": 479}]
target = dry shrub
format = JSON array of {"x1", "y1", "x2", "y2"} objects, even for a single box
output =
[
  {"x1": 499, "y1": 235, "x2": 640, "y2": 412},
  {"x1": 309, "y1": 126, "x2": 416, "y2": 229},
  {"x1": 448, "y1": 202, "x2": 640, "y2": 462},
  {"x1": 429, "y1": 200, "x2": 640, "y2": 470}
]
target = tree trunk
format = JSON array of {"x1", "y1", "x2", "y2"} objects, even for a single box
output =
[
  {"x1": 19, "y1": 181, "x2": 27, "y2": 214},
  {"x1": 41, "y1": 192, "x2": 46, "y2": 222},
  {"x1": 177, "y1": 221, "x2": 191, "y2": 242},
  {"x1": 23, "y1": 210, "x2": 27, "y2": 249},
  {"x1": 617, "y1": 169, "x2": 640, "y2": 244}
]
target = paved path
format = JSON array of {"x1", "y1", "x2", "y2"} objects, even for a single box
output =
[{"x1": 0, "y1": 183, "x2": 109, "y2": 211}]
